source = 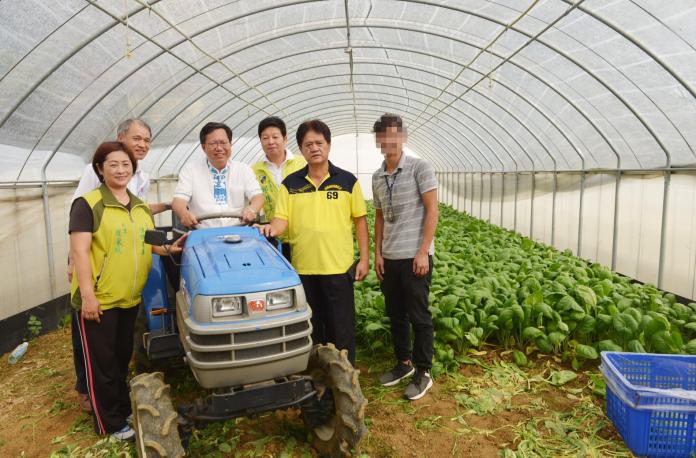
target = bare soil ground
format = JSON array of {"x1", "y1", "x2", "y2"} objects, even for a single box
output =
[{"x1": 0, "y1": 327, "x2": 634, "y2": 457}]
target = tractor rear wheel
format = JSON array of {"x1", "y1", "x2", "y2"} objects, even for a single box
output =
[
  {"x1": 129, "y1": 372, "x2": 185, "y2": 458},
  {"x1": 302, "y1": 343, "x2": 368, "y2": 457}
]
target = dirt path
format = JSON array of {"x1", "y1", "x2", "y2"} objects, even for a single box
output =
[{"x1": 0, "y1": 328, "x2": 633, "y2": 457}]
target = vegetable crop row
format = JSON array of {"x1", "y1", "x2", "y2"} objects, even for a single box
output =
[{"x1": 355, "y1": 203, "x2": 696, "y2": 376}]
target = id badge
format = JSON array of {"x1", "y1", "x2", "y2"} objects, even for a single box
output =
[{"x1": 385, "y1": 206, "x2": 395, "y2": 223}]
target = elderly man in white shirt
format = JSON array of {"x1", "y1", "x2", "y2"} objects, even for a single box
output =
[
  {"x1": 172, "y1": 122, "x2": 264, "y2": 228},
  {"x1": 72, "y1": 118, "x2": 168, "y2": 214}
]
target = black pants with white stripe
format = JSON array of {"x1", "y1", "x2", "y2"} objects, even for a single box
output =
[
  {"x1": 77, "y1": 305, "x2": 139, "y2": 434},
  {"x1": 300, "y1": 273, "x2": 356, "y2": 364},
  {"x1": 71, "y1": 309, "x2": 88, "y2": 394},
  {"x1": 381, "y1": 257, "x2": 434, "y2": 370}
]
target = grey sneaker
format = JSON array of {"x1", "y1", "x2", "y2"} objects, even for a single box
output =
[
  {"x1": 379, "y1": 361, "x2": 415, "y2": 387},
  {"x1": 405, "y1": 370, "x2": 433, "y2": 400},
  {"x1": 111, "y1": 425, "x2": 135, "y2": 441}
]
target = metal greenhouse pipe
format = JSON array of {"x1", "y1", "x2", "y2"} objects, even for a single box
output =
[
  {"x1": 551, "y1": 170, "x2": 557, "y2": 246},
  {"x1": 41, "y1": 182, "x2": 56, "y2": 298},
  {"x1": 658, "y1": 171, "x2": 672, "y2": 289},
  {"x1": 514, "y1": 172, "x2": 519, "y2": 233},
  {"x1": 500, "y1": 172, "x2": 505, "y2": 226},
  {"x1": 479, "y1": 173, "x2": 484, "y2": 220},
  {"x1": 530, "y1": 172, "x2": 536, "y2": 240},
  {"x1": 611, "y1": 170, "x2": 621, "y2": 271},
  {"x1": 457, "y1": 171, "x2": 462, "y2": 211},
  {"x1": 488, "y1": 172, "x2": 493, "y2": 223},
  {"x1": 577, "y1": 170, "x2": 586, "y2": 257},
  {"x1": 471, "y1": 173, "x2": 475, "y2": 215}
]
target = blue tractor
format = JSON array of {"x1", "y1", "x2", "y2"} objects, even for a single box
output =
[{"x1": 130, "y1": 212, "x2": 367, "y2": 457}]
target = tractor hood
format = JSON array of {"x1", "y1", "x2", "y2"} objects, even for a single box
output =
[{"x1": 180, "y1": 226, "x2": 300, "y2": 297}]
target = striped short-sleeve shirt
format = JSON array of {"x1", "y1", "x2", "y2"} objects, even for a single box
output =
[{"x1": 372, "y1": 154, "x2": 438, "y2": 260}]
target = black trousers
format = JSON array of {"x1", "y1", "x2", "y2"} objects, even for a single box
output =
[
  {"x1": 76, "y1": 305, "x2": 140, "y2": 434},
  {"x1": 381, "y1": 257, "x2": 434, "y2": 370},
  {"x1": 71, "y1": 309, "x2": 87, "y2": 394},
  {"x1": 281, "y1": 242, "x2": 292, "y2": 263},
  {"x1": 300, "y1": 273, "x2": 356, "y2": 364}
]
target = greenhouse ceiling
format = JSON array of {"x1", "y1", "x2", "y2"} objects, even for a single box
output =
[{"x1": 1, "y1": 0, "x2": 696, "y2": 183}]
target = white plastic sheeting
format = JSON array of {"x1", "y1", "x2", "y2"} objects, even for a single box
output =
[
  {"x1": 440, "y1": 171, "x2": 696, "y2": 301},
  {"x1": 1, "y1": 0, "x2": 696, "y2": 316}
]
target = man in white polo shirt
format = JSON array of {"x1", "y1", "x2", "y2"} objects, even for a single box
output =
[
  {"x1": 72, "y1": 118, "x2": 168, "y2": 214},
  {"x1": 172, "y1": 122, "x2": 264, "y2": 228}
]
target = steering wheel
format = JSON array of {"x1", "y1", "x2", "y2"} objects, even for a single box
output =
[{"x1": 173, "y1": 210, "x2": 251, "y2": 237}]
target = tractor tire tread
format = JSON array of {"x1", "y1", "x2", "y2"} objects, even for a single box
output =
[
  {"x1": 302, "y1": 344, "x2": 368, "y2": 457},
  {"x1": 130, "y1": 372, "x2": 185, "y2": 458}
]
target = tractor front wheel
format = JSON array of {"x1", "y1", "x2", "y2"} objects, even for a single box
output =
[
  {"x1": 301, "y1": 343, "x2": 368, "y2": 457},
  {"x1": 129, "y1": 372, "x2": 185, "y2": 458}
]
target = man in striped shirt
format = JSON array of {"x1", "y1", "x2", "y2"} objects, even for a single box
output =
[{"x1": 371, "y1": 113, "x2": 439, "y2": 400}]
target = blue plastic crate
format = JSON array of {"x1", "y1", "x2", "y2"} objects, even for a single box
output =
[{"x1": 600, "y1": 351, "x2": 696, "y2": 457}]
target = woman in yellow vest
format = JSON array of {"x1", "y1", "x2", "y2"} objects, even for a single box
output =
[{"x1": 69, "y1": 141, "x2": 186, "y2": 441}]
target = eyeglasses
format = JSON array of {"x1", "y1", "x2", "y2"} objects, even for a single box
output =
[
  {"x1": 129, "y1": 135, "x2": 150, "y2": 144},
  {"x1": 205, "y1": 141, "x2": 230, "y2": 148}
]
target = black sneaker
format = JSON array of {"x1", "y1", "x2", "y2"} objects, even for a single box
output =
[
  {"x1": 404, "y1": 370, "x2": 433, "y2": 400},
  {"x1": 379, "y1": 361, "x2": 415, "y2": 387}
]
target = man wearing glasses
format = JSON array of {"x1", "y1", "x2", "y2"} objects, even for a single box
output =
[
  {"x1": 172, "y1": 122, "x2": 264, "y2": 228},
  {"x1": 371, "y1": 113, "x2": 439, "y2": 401}
]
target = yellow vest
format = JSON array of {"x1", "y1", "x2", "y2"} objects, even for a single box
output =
[
  {"x1": 70, "y1": 185, "x2": 154, "y2": 311},
  {"x1": 252, "y1": 154, "x2": 306, "y2": 238}
]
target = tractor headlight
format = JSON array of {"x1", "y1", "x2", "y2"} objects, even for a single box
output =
[
  {"x1": 266, "y1": 290, "x2": 294, "y2": 310},
  {"x1": 212, "y1": 296, "x2": 243, "y2": 317}
]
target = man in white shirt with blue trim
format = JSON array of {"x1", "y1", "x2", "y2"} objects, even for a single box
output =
[{"x1": 172, "y1": 122, "x2": 264, "y2": 228}]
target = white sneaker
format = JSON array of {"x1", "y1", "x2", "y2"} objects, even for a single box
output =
[{"x1": 111, "y1": 425, "x2": 135, "y2": 441}]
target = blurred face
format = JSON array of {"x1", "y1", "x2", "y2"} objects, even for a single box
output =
[
  {"x1": 118, "y1": 122, "x2": 151, "y2": 161},
  {"x1": 376, "y1": 125, "x2": 405, "y2": 159},
  {"x1": 260, "y1": 126, "x2": 287, "y2": 163},
  {"x1": 300, "y1": 130, "x2": 330, "y2": 167},
  {"x1": 98, "y1": 150, "x2": 133, "y2": 189},
  {"x1": 203, "y1": 128, "x2": 232, "y2": 170}
]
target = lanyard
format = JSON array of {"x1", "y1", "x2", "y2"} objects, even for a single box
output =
[
  {"x1": 384, "y1": 172, "x2": 398, "y2": 208},
  {"x1": 384, "y1": 170, "x2": 399, "y2": 222}
]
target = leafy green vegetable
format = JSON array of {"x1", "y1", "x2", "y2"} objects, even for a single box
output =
[
  {"x1": 549, "y1": 370, "x2": 577, "y2": 386},
  {"x1": 355, "y1": 203, "x2": 695, "y2": 373},
  {"x1": 512, "y1": 350, "x2": 528, "y2": 367},
  {"x1": 575, "y1": 344, "x2": 598, "y2": 360}
]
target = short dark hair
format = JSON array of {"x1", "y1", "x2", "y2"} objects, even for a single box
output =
[
  {"x1": 373, "y1": 113, "x2": 406, "y2": 134},
  {"x1": 92, "y1": 141, "x2": 137, "y2": 183},
  {"x1": 258, "y1": 116, "x2": 287, "y2": 137},
  {"x1": 296, "y1": 119, "x2": 331, "y2": 147},
  {"x1": 200, "y1": 122, "x2": 232, "y2": 145}
]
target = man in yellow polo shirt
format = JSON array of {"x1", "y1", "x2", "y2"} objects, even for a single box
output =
[
  {"x1": 252, "y1": 116, "x2": 306, "y2": 260},
  {"x1": 259, "y1": 119, "x2": 369, "y2": 364}
]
